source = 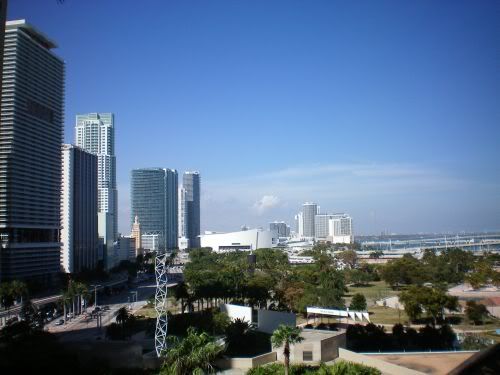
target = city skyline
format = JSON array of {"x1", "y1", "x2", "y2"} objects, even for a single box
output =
[{"x1": 7, "y1": 1, "x2": 500, "y2": 235}]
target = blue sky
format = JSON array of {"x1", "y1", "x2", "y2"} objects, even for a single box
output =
[{"x1": 10, "y1": 0, "x2": 500, "y2": 235}]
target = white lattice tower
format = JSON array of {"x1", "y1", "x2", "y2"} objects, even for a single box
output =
[{"x1": 154, "y1": 251, "x2": 169, "y2": 357}]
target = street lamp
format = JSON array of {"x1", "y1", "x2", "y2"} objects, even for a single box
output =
[{"x1": 90, "y1": 284, "x2": 102, "y2": 307}]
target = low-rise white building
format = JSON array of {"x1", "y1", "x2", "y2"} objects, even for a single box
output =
[{"x1": 200, "y1": 228, "x2": 278, "y2": 253}]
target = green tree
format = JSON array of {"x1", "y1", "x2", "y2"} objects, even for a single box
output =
[
  {"x1": 116, "y1": 307, "x2": 130, "y2": 327},
  {"x1": 161, "y1": 327, "x2": 225, "y2": 375},
  {"x1": 0, "y1": 283, "x2": 15, "y2": 317},
  {"x1": 465, "y1": 301, "x2": 489, "y2": 325},
  {"x1": 381, "y1": 255, "x2": 425, "y2": 288},
  {"x1": 350, "y1": 293, "x2": 367, "y2": 311},
  {"x1": 9, "y1": 280, "x2": 28, "y2": 304},
  {"x1": 19, "y1": 299, "x2": 42, "y2": 329},
  {"x1": 337, "y1": 249, "x2": 358, "y2": 269},
  {"x1": 400, "y1": 285, "x2": 458, "y2": 325},
  {"x1": 369, "y1": 251, "x2": 384, "y2": 259},
  {"x1": 271, "y1": 325, "x2": 304, "y2": 375}
]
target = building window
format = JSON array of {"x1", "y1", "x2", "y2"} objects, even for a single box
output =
[{"x1": 303, "y1": 351, "x2": 313, "y2": 361}]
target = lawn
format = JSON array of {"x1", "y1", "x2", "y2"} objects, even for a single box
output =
[
  {"x1": 448, "y1": 315, "x2": 500, "y2": 332},
  {"x1": 134, "y1": 296, "x2": 179, "y2": 318},
  {"x1": 347, "y1": 281, "x2": 399, "y2": 306},
  {"x1": 368, "y1": 305, "x2": 409, "y2": 325}
]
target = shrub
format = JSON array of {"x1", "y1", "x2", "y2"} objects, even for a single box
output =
[{"x1": 247, "y1": 362, "x2": 381, "y2": 375}]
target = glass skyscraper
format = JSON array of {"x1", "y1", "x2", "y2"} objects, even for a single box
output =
[
  {"x1": 130, "y1": 168, "x2": 178, "y2": 250},
  {"x1": 0, "y1": 20, "x2": 65, "y2": 282},
  {"x1": 182, "y1": 171, "x2": 201, "y2": 248},
  {"x1": 61, "y1": 145, "x2": 98, "y2": 273}
]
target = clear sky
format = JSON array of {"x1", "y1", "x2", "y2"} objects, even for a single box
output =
[{"x1": 9, "y1": 0, "x2": 500, "y2": 235}]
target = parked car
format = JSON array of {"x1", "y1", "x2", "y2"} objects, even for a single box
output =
[{"x1": 55, "y1": 319, "x2": 64, "y2": 326}]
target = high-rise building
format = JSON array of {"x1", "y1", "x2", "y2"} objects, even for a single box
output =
[
  {"x1": 182, "y1": 171, "x2": 200, "y2": 248},
  {"x1": 61, "y1": 145, "x2": 98, "y2": 273},
  {"x1": 315, "y1": 213, "x2": 336, "y2": 239},
  {"x1": 130, "y1": 168, "x2": 178, "y2": 251},
  {"x1": 0, "y1": 1, "x2": 7, "y2": 115},
  {"x1": 269, "y1": 221, "x2": 290, "y2": 238},
  {"x1": 130, "y1": 215, "x2": 142, "y2": 256},
  {"x1": 0, "y1": 20, "x2": 65, "y2": 282},
  {"x1": 294, "y1": 212, "x2": 304, "y2": 238},
  {"x1": 329, "y1": 214, "x2": 353, "y2": 244},
  {"x1": 302, "y1": 202, "x2": 318, "y2": 238},
  {"x1": 178, "y1": 186, "x2": 187, "y2": 238},
  {"x1": 75, "y1": 113, "x2": 118, "y2": 244}
]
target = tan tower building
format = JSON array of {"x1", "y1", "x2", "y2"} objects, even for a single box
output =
[{"x1": 130, "y1": 215, "x2": 142, "y2": 256}]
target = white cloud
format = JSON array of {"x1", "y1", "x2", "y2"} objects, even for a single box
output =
[{"x1": 252, "y1": 195, "x2": 281, "y2": 215}]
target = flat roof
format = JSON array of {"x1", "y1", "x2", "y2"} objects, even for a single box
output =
[
  {"x1": 6, "y1": 19, "x2": 58, "y2": 49},
  {"x1": 300, "y1": 329, "x2": 345, "y2": 342}
]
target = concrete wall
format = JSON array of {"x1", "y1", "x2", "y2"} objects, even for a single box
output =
[
  {"x1": 216, "y1": 352, "x2": 277, "y2": 370},
  {"x1": 220, "y1": 303, "x2": 252, "y2": 323},
  {"x1": 321, "y1": 332, "x2": 346, "y2": 361},
  {"x1": 257, "y1": 309, "x2": 296, "y2": 334},
  {"x1": 276, "y1": 330, "x2": 346, "y2": 365},
  {"x1": 338, "y1": 348, "x2": 424, "y2": 375}
]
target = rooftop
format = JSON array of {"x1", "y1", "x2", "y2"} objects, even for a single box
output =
[{"x1": 6, "y1": 19, "x2": 58, "y2": 49}]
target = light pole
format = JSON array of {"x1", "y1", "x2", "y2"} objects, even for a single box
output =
[{"x1": 91, "y1": 284, "x2": 102, "y2": 308}]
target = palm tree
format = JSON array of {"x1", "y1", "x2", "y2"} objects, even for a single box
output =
[
  {"x1": 61, "y1": 290, "x2": 72, "y2": 324},
  {"x1": 271, "y1": 324, "x2": 304, "y2": 375},
  {"x1": 116, "y1": 307, "x2": 129, "y2": 327},
  {"x1": 161, "y1": 327, "x2": 225, "y2": 375},
  {"x1": 0, "y1": 283, "x2": 15, "y2": 319},
  {"x1": 10, "y1": 280, "x2": 28, "y2": 304}
]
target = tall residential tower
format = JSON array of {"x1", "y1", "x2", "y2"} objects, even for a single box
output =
[
  {"x1": 0, "y1": 20, "x2": 65, "y2": 282},
  {"x1": 130, "y1": 168, "x2": 178, "y2": 251},
  {"x1": 75, "y1": 113, "x2": 117, "y2": 266},
  {"x1": 181, "y1": 171, "x2": 200, "y2": 248}
]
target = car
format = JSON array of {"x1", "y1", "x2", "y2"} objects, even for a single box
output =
[
  {"x1": 103, "y1": 305, "x2": 110, "y2": 311},
  {"x1": 55, "y1": 319, "x2": 64, "y2": 326}
]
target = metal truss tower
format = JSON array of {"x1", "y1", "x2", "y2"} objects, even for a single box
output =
[{"x1": 154, "y1": 251, "x2": 169, "y2": 357}]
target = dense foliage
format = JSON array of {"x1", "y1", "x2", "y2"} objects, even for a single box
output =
[
  {"x1": 179, "y1": 247, "x2": 348, "y2": 315},
  {"x1": 247, "y1": 362, "x2": 381, "y2": 375},
  {"x1": 160, "y1": 327, "x2": 225, "y2": 375},
  {"x1": 380, "y1": 248, "x2": 499, "y2": 288},
  {"x1": 347, "y1": 323, "x2": 456, "y2": 352}
]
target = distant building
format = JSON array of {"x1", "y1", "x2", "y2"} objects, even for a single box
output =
[
  {"x1": 301, "y1": 202, "x2": 319, "y2": 238},
  {"x1": 178, "y1": 186, "x2": 187, "y2": 239},
  {"x1": 114, "y1": 236, "x2": 136, "y2": 263},
  {"x1": 182, "y1": 171, "x2": 201, "y2": 248},
  {"x1": 329, "y1": 214, "x2": 353, "y2": 244},
  {"x1": 75, "y1": 113, "x2": 118, "y2": 245},
  {"x1": 130, "y1": 215, "x2": 142, "y2": 257},
  {"x1": 178, "y1": 236, "x2": 189, "y2": 251},
  {"x1": 315, "y1": 214, "x2": 335, "y2": 239},
  {"x1": 0, "y1": 20, "x2": 64, "y2": 283},
  {"x1": 142, "y1": 233, "x2": 161, "y2": 252},
  {"x1": 61, "y1": 145, "x2": 99, "y2": 273},
  {"x1": 294, "y1": 212, "x2": 304, "y2": 238},
  {"x1": 130, "y1": 168, "x2": 178, "y2": 250},
  {"x1": 269, "y1": 221, "x2": 290, "y2": 238},
  {"x1": 200, "y1": 228, "x2": 278, "y2": 253}
]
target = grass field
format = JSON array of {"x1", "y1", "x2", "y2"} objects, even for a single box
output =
[
  {"x1": 368, "y1": 305, "x2": 409, "y2": 325},
  {"x1": 346, "y1": 281, "x2": 399, "y2": 306},
  {"x1": 134, "y1": 297, "x2": 179, "y2": 318}
]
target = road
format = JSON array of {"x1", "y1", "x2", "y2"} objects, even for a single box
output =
[
  {"x1": 46, "y1": 280, "x2": 156, "y2": 341},
  {"x1": 46, "y1": 278, "x2": 180, "y2": 342}
]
